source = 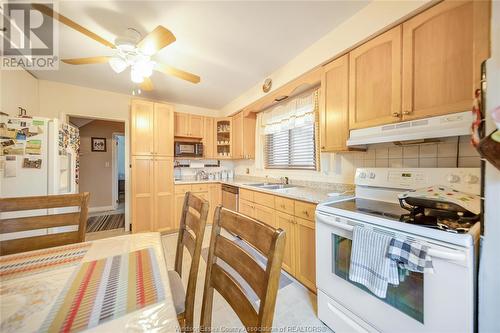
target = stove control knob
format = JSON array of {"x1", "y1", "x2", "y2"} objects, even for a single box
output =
[
  {"x1": 359, "y1": 172, "x2": 367, "y2": 179},
  {"x1": 465, "y1": 175, "x2": 479, "y2": 184},
  {"x1": 369, "y1": 172, "x2": 376, "y2": 179},
  {"x1": 447, "y1": 174, "x2": 460, "y2": 183}
]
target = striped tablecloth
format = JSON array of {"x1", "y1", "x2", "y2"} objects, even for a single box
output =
[{"x1": 0, "y1": 233, "x2": 180, "y2": 333}]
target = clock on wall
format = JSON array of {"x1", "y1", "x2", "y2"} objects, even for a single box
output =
[{"x1": 262, "y1": 78, "x2": 272, "y2": 93}]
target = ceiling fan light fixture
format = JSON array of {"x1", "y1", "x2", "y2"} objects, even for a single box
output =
[
  {"x1": 134, "y1": 59, "x2": 154, "y2": 78},
  {"x1": 109, "y1": 56, "x2": 127, "y2": 73},
  {"x1": 131, "y1": 66, "x2": 145, "y2": 83}
]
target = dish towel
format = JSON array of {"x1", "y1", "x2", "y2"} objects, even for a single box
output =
[
  {"x1": 349, "y1": 226, "x2": 399, "y2": 298},
  {"x1": 387, "y1": 238, "x2": 434, "y2": 274}
]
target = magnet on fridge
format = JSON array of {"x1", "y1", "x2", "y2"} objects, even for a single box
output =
[
  {"x1": 23, "y1": 157, "x2": 42, "y2": 169},
  {"x1": 5, "y1": 156, "x2": 16, "y2": 177}
]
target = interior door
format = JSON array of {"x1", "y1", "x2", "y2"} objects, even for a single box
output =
[
  {"x1": 154, "y1": 103, "x2": 174, "y2": 156},
  {"x1": 131, "y1": 100, "x2": 154, "y2": 155},
  {"x1": 321, "y1": 54, "x2": 349, "y2": 152},
  {"x1": 153, "y1": 156, "x2": 174, "y2": 232},
  {"x1": 131, "y1": 155, "x2": 154, "y2": 232},
  {"x1": 349, "y1": 26, "x2": 402, "y2": 129}
]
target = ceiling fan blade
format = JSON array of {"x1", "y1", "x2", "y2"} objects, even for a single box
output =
[
  {"x1": 137, "y1": 26, "x2": 176, "y2": 56},
  {"x1": 155, "y1": 63, "x2": 200, "y2": 84},
  {"x1": 62, "y1": 56, "x2": 110, "y2": 65},
  {"x1": 140, "y1": 77, "x2": 154, "y2": 91},
  {"x1": 31, "y1": 4, "x2": 115, "y2": 49}
]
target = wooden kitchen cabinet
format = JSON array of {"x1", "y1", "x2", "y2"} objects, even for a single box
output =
[
  {"x1": 294, "y1": 200, "x2": 316, "y2": 221},
  {"x1": 174, "y1": 192, "x2": 186, "y2": 230},
  {"x1": 275, "y1": 211, "x2": 296, "y2": 274},
  {"x1": 401, "y1": 0, "x2": 490, "y2": 120},
  {"x1": 131, "y1": 100, "x2": 154, "y2": 155},
  {"x1": 239, "y1": 198, "x2": 255, "y2": 218},
  {"x1": 254, "y1": 191, "x2": 275, "y2": 209},
  {"x1": 321, "y1": 54, "x2": 350, "y2": 152},
  {"x1": 349, "y1": 26, "x2": 402, "y2": 129},
  {"x1": 203, "y1": 117, "x2": 215, "y2": 158},
  {"x1": 231, "y1": 111, "x2": 256, "y2": 159},
  {"x1": 174, "y1": 113, "x2": 204, "y2": 138},
  {"x1": 208, "y1": 183, "x2": 221, "y2": 224},
  {"x1": 254, "y1": 203, "x2": 276, "y2": 228},
  {"x1": 131, "y1": 156, "x2": 154, "y2": 232},
  {"x1": 153, "y1": 157, "x2": 174, "y2": 232},
  {"x1": 153, "y1": 103, "x2": 174, "y2": 156},
  {"x1": 295, "y1": 217, "x2": 316, "y2": 291},
  {"x1": 215, "y1": 117, "x2": 232, "y2": 158}
]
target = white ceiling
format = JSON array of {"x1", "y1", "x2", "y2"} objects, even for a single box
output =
[{"x1": 32, "y1": 1, "x2": 369, "y2": 109}]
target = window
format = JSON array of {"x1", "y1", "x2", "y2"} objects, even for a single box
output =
[{"x1": 264, "y1": 123, "x2": 317, "y2": 169}]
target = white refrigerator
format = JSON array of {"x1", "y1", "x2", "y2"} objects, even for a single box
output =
[{"x1": 0, "y1": 115, "x2": 80, "y2": 240}]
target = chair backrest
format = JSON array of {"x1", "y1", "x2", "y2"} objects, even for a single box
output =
[
  {"x1": 200, "y1": 206, "x2": 286, "y2": 332},
  {"x1": 174, "y1": 191, "x2": 209, "y2": 329},
  {"x1": 0, "y1": 193, "x2": 90, "y2": 256}
]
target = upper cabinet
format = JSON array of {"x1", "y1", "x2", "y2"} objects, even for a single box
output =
[
  {"x1": 215, "y1": 117, "x2": 232, "y2": 159},
  {"x1": 203, "y1": 116, "x2": 215, "y2": 159},
  {"x1": 131, "y1": 99, "x2": 174, "y2": 156},
  {"x1": 320, "y1": 54, "x2": 350, "y2": 152},
  {"x1": 174, "y1": 113, "x2": 204, "y2": 138},
  {"x1": 349, "y1": 26, "x2": 402, "y2": 129},
  {"x1": 131, "y1": 100, "x2": 154, "y2": 155},
  {"x1": 401, "y1": 0, "x2": 490, "y2": 120},
  {"x1": 231, "y1": 111, "x2": 256, "y2": 159},
  {"x1": 154, "y1": 103, "x2": 174, "y2": 156}
]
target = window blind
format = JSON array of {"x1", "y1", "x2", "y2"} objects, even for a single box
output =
[{"x1": 264, "y1": 123, "x2": 317, "y2": 169}]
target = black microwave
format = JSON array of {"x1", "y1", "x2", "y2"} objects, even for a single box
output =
[{"x1": 175, "y1": 141, "x2": 204, "y2": 157}]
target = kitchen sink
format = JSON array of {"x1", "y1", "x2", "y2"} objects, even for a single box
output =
[{"x1": 245, "y1": 183, "x2": 297, "y2": 190}]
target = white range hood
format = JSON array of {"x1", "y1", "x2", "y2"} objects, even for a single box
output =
[{"x1": 347, "y1": 111, "x2": 473, "y2": 146}]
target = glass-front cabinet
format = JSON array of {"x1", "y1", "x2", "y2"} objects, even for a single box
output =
[{"x1": 215, "y1": 118, "x2": 232, "y2": 159}]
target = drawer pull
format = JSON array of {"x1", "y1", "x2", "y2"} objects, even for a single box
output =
[{"x1": 303, "y1": 210, "x2": 309, "y2": 216}]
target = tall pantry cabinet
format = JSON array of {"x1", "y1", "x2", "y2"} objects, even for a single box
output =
[{"x1": 131, "y1": 99, "x2": 175, "y2": 233}]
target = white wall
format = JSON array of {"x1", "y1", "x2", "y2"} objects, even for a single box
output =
[
  {"x1": 0, "y1": 69, "x2": 39, "y2": 116},
  {"x1": 479, "y1": 0, "x2": 500, "y2": 331},
  {"x1": 221, "y1": 0, "x2": 431, "y2": 115}
]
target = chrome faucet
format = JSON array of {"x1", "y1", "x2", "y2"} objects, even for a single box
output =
[
  {"x1": 196, "y1": 170, "x2": 208, "y2": 181},
  {"x1": 280, "y1": 176, "x2": 289, "y2": 185}
]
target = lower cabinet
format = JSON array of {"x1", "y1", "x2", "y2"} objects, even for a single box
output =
[
  {"x1": 295, "y1": 217, "x2": 316, "y2": 291},
  {"x1": 208, "y1": 184, "x2": 222, "y2": 224},
  {"x1": 131, "y1": 156, "x2": 173, "y2": 233},
  {"x1": 254, "y1": 203, "x2": 276, "y2": 228},
  {"x1": 275, "y1": 211, "x2": 296, "y2": 275},
  {"x1": 237, "y1": 189, "x2": 317, "y2": 291},
  {"x1": 174, "y1": 183, "x2": 220, "y2": 227}
]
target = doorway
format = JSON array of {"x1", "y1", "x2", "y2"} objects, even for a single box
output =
[
  {"x1": 112, "y1": 133, "x2": 125, "y2": 211},
  {"x1": 68, "y1": 116, "x2": 128, "y2": 234}
]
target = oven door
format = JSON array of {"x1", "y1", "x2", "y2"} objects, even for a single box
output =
[{"x1": 315, "y1": 212, "x2": 474, "y2": 333}]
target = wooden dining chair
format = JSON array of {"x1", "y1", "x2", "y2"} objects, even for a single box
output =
[
  {"x1": 0, "y1": 193, "x2": 90, "y2": 256},
  {"x1": 200, "y1": 206, "x2": 286, "y2": 332},
  {"x1": 169, "y1": 192, "x2": 209, "y2": 332}
]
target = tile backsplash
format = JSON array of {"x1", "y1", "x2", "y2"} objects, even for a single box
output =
[{"x1": 352, "y1": 135, "x2": 481, "y2": 168}]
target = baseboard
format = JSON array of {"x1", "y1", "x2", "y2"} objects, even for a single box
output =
[{"x1": 88, "y1": 205, "x2": 115, "y2": 213}]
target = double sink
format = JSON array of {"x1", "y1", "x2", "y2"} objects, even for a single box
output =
[{"x1": 245, "y1": 183, "x2": 298, "y2": 190}]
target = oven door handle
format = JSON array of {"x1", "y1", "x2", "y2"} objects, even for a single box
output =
[{"x1": 316, "y1": 212, "x2": 467, "y2": 263}]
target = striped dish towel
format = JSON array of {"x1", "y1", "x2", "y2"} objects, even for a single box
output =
[
  {"x1": 348, "y1": 226, "x2": 398, "y2": 298},
  {"x1": 387, "y1": 238, "x2": 434, "y2": 274}
]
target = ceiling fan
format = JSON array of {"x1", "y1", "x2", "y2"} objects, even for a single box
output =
[{"x1": 32, "y1": 4, "x2": 200, "y2": 92}]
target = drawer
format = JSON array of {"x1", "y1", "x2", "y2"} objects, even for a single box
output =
[
  {"x1": 175, "y1": 184, "x2": 192, "y2": 194},
  {"x1": 294, "y1": 200, "x2": 316, "y2": 221},
  {"x1": 239, "y1": 199, "x2": 255, "y2": 218},
  {"x1": 275, "y1": 196, "x2": 294, "y2": 213},
  {"x1": 192, "y1": 183, "x2": 209, "y2": 192},
  {"x1": 254, "y1": 191, "x2": 275, "y2": 209},
  {"x1": 240, "y1": 188, "x2": 254, "y2": 202},
  {"x1": 194, "y1": 191, "x2": 209, "y2": 201},
  {"x1": 254, "y1": 203, "x2": 276, "y2": 227}
]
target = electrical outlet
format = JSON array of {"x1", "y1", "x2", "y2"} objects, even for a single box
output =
[{"x1": 105, "y1": 161, "x2": 110, "y2": 168}]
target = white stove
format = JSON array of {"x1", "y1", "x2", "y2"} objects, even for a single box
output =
[{"x1": 316, "y1": 168, "x2": 481, "y2": 333}]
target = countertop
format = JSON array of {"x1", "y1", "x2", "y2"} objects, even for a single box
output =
[{"x1": 174, "y1": 178, "x2": 354, "y2": 204}]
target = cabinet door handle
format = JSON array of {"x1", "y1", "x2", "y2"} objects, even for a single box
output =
[
  {"x1": 392, "y1": 112, "x2": 400, "y2": 117},
  {"x1": 403, "y1": 110, "x2": 412, "y2": 115},
  {"x1": 303, "y1": 210, "x2": 309, "y2": 217}
]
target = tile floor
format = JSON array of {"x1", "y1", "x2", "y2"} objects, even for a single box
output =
[{"x1": 87, "y1": 228, "x2": 331, "y2": 332}]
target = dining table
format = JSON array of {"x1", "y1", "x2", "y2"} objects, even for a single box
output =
[{"x1": 0, "y1": 233, "x2": 180, "y2": 333}]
